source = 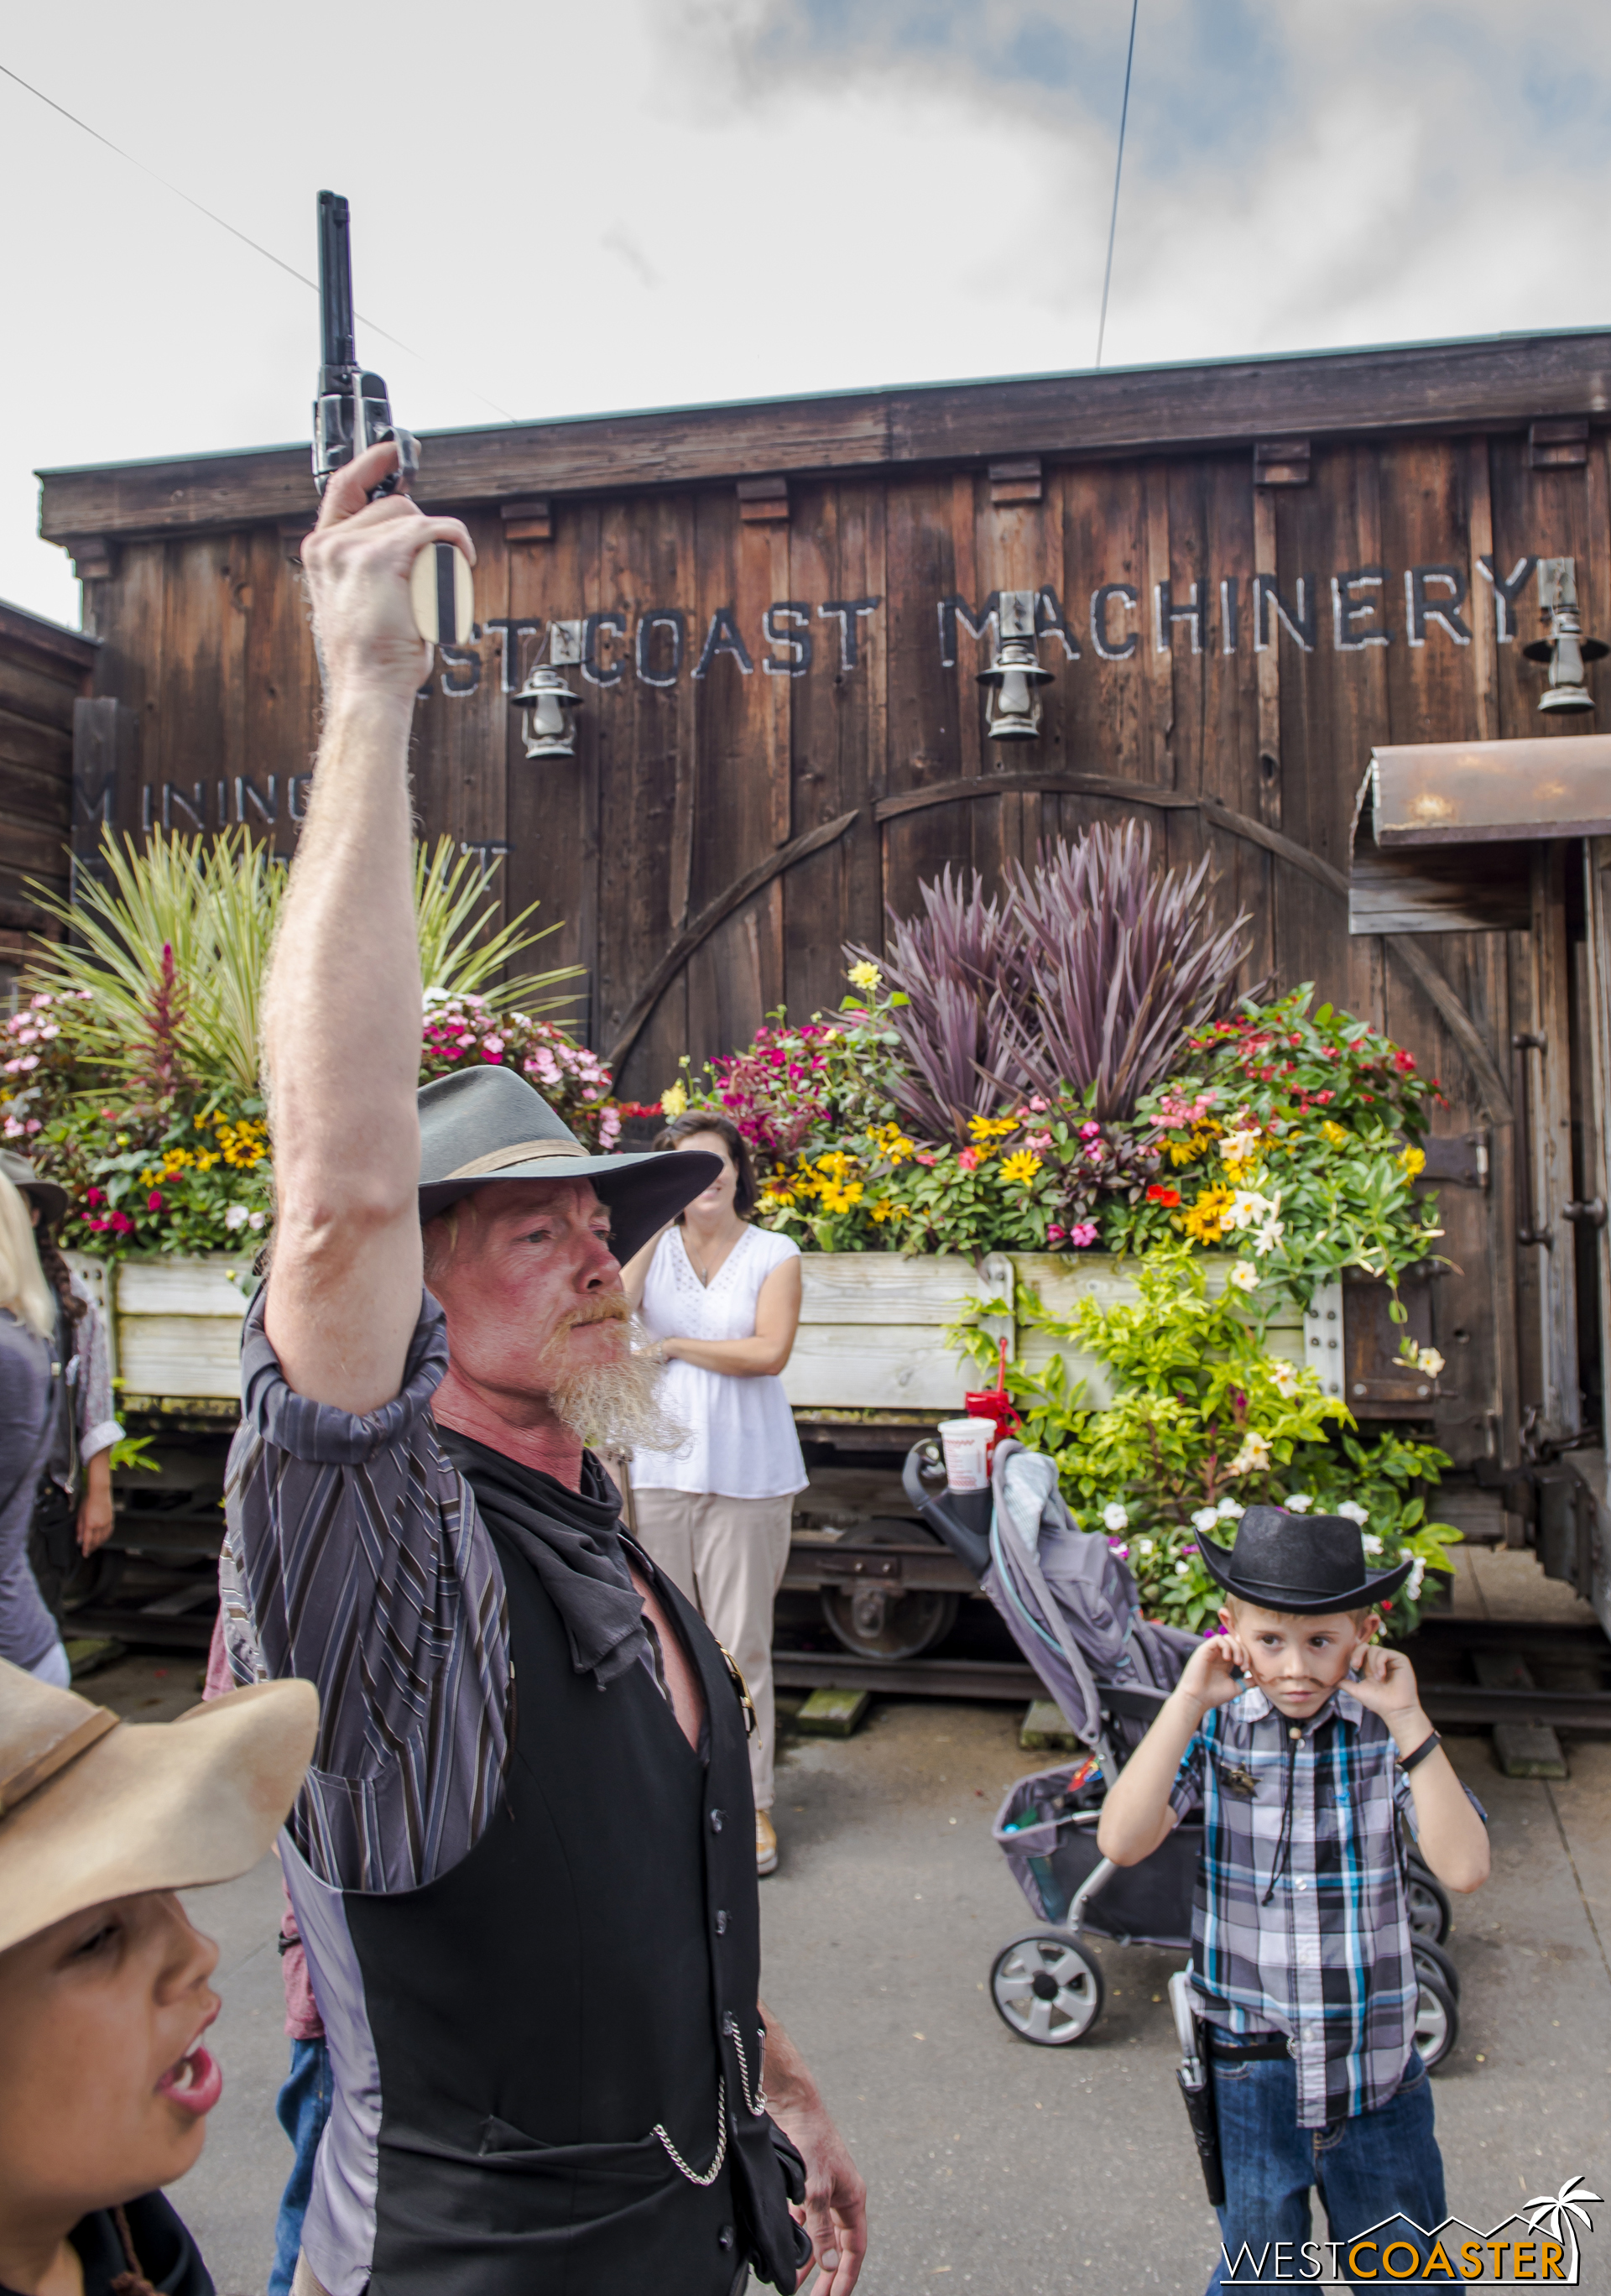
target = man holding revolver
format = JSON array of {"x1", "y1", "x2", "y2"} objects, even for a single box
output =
[{"x1": 217, "y1": 438, "x2": 866, "y2": 2296}]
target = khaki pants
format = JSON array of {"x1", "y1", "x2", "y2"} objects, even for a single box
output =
[{"x1": 632, "y1": 1489, "x2": 794, "y2": 1812}]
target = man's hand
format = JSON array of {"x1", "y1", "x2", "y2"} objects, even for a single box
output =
[
  {"x1": 76, "y1": 1450, "x2": 115, "y2": 1555},
  {"x1": 757, "y1": 2005, "x2": 867, "y2": 2295},
  {"x1": 300, "y1": 438, "x2": 472, "y2": 710}
]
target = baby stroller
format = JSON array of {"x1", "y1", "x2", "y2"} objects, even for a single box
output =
[{"x1": 901, "y1": 1436, "x2": 1462, "y2": 2064}]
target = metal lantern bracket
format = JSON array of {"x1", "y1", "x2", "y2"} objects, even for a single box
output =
[
  {"x1": 511, "y1": 622, "x2": 582, "y2": 759},
  {"x1": 978, "y1": 588, "x2": 1053, "y2": 742}
]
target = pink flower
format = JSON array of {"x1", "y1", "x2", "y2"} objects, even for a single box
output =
[
  {"x1": 957, "y1": 1147, "x2": 982, "y2": 1171},
  {"x1": 85, "y1": 1187, "x2": 105, "y2": 1207},
  {"x1": 24, "y1": 1119, "x2": 40, "y2": 1135},
  {"x1": 1029, "y1": 1096, "x2": 1048, "y2": 1114},
  {"x1": 915, "y1": 1151, "x2": 937, "y2": 1166},
  {"x1": 147, "y1": 1190, "x2": 164, "y2": 1211},
  {"x1": 1393, "y1": 1049, "x2": 1416, "y2": 1073},
  {"x1": 1047, "y1": 1224, "x2": 1066, "y2": 1244},
  {"x1": 110, "y1": 1211, "x2": 134, "y2": 1236},
  {"x1": 1068, "y1": 1221, "x2": 1099, "y2": 1247},
  {"x1": 1079, "y1": 1120, "x2": 1102, "y2": 1140}
]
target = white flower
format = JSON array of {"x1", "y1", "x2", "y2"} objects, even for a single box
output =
[
  {"x1": 247, "y1": 1210, "x2": 266, "y2": 1231},
  {"x1": 1228, "y1": 1432, "x2": 1273, "y2": 1476},
  {"x1": 1415, "y1": 1347, "x2": 1445, "y2": 1380},
  {"x1": 1103, "y1": 1503, "x2": 1129, "y2": 1532},
  {"x1": 224, "y1": 1204, "x2": 250, "y2": 1231},
  {"x1": 1191, "y1": 1505, "x2": 1221, "y2": 1532},
  {"x1": 1360, "y1": 1533, "x2": 1384, "y2": 1557},
  {"x1": 1268, "y1": 1359, "x2": 1300, "y2": 1398},
  {"x1": 1337, "y1": 1500, "x2": 1369, "y2": 1525},
  {"x1": 1137, "y1": 1538, "x2": 1155, "y2": 1556},
  {"x1": 1216, "y1": 1497, "x2": 1244, "y2": 1520},
  {"x1": 1174, "y1": 1560, "x2": 1191, "y2": 1577},
  {"x1": 1223, "y1": 1126, "x2": 1264, "y2": 1166},
  {"x1": 1252, "y1": 1213, "x2": 1285, "y2": 1257},
  {"x1": 1228, "y1": 1260, "x2": 1259, "y2": 1293},
  {"x1": 1285, "y1": 1492, "x2": 1313, "y2": 1513},
  {"x1": 1405, "y1": 1558, "x2": 1426, "y2": 1600}
]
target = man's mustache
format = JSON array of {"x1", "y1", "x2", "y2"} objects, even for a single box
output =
[{"x1": 557, "y1": 1296, "x2": 631, "y2": 1333}]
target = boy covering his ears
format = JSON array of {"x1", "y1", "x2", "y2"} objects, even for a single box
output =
[{"x1": 1097, "y1": 1506, "x2": 1489, "y2": 2293}]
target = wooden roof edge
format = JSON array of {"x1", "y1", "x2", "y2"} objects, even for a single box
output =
[
  {"x1": 38, "y1": 326, "x2": 1611, "y2": 546},
  {"x1": 0, "y1": 595, "x2": 98, "y2": 673}
]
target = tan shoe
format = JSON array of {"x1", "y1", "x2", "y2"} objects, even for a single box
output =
[{"x1": 756, "y1": 1810, "x2": 779, "y2": 1876}]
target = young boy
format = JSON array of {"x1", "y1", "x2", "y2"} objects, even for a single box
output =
[{"x1": 1097, "y1": 1505, "x2": 1488, "y2": 2292}]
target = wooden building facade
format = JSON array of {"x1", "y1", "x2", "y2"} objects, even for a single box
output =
[
  {"x1": 0, "y1": 598, "x2": 96, "y2": 989},
  {"x1": 34, "y1": 329, "x2": 1611, "y2": 1509}
]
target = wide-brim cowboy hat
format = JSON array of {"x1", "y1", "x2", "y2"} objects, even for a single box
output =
[
  {"x1": 418, "y1": 1065, "x2": 720, "y2": 1262},
  {"x1": 0, "y1": 1661, "x2": 318, "y2": 1959},
  {"x1": 1196, "y1": 1505, "x2": 1413, "y2": 1616},
  {"x1": 0, "y1": 1149, "x2": 67, "y2": 1226}
]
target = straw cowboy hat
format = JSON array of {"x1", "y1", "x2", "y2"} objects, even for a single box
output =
[
  {"x1": 0, "y1": 1149, "x2": 67, "y2": 1227},
  {"x1": 0, "y1": 1661, "x2": 318, "y2": 1957},
  {"x1": 417, "y1": 1065, "x2": 720, "y2": 1262},
  {"x1": 1196, "y1": 1505, "x2": 1413, "y2": 1616}
]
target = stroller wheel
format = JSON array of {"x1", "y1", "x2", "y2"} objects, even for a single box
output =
[
  {"x1": 1405, "y1": 1860, "x2": 1452, "y2": 1944},
  {"x1": 1412, "y1": 1967, "x2": 1458, "y2": 2069},
  {"x1": 1412, "y1": 1935, "x2": 1462, "y2": 2002},
  {"x1": 989, "y1": 1933, "x2": 1105, "y2": 2046}
]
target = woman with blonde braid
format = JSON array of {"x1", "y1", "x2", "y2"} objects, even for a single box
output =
[{"x1": 0, "y1": 1171, "x2": 68, "y2": 1687}]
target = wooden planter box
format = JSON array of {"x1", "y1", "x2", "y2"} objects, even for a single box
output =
[{"x1": 72, "y1": 1247, "x2": 1345, "y2": 1417}]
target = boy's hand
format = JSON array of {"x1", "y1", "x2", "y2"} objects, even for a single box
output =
[
  {"x1": 1176, "y1": 1632, "x2": 1247, "y2": 1718},
  {"x1": 1349, "y1": 1641, "x2": 1430, "y2": 1745}
]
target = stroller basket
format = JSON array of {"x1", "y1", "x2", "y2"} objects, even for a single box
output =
[{"x1": 995, "y1": 1763, "x2": 1201, "y2": 1949}]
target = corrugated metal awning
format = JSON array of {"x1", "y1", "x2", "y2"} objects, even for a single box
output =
[{"x1": 1369, "y1": 737, "x2": 1611, "y2": 845}]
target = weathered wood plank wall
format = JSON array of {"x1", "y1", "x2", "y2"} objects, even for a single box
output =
[{"x1": 0, "y1": 601, "x2": 96, "y2": 979}]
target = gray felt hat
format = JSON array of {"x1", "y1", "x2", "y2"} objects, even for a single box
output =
[
  {"x1": 0, "y1": 1149, "x2": 67, "y2": 1226},
  {"x1": 417, "y1": 1065, "x2": 719, "y2": 1264},
  {"x1": 1196, "y1": 1505, "x2": 1413, "y2": 1615}
]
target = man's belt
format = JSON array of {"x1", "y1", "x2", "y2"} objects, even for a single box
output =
[{"x1": 1206, "y1": 2028, "x2": 1296, "y2": 2062}]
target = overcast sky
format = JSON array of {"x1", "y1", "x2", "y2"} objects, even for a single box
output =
[{"x1": 3, "y1": 0, "x2": 1608, "y2": 626}]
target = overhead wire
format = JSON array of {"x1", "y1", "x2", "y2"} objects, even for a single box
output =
[
  {"x1": 0, "y1": 56, "x2": 517, "y2": 423},
  {"x1": 1095, "y1": 0, "x2": 1139, "y2": 370}
]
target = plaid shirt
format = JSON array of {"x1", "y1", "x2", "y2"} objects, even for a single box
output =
[{"x1": 1169, "y1": 1683, "x2": 1431, "y2": 2128}]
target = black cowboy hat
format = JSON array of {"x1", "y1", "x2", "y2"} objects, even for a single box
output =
[
  {"x1": 1197, "y1": 1504, "x2": 1413, "y2": 1615},
  {"x1": 417, "y1": 1065, "x2": 720, "y2": 1265},
  {"x1": 0, "y1": 1149, "x2": 67, "y2": 1226}
]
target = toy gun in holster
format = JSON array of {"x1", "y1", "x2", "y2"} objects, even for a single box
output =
[
  {"x1": 1170, "y1": 1970, "x2": 1225, "y2": 2208},
  {"x1": 311, "y1": 190, "x2": 471, "y2": 647}
]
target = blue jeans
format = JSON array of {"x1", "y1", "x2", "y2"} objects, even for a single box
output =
[
  {"x1": 269, "y1": 2037, "x2": 333, "y2": 2296},
  {"x1": 1207, "y1": 2050, "x2": 1446, "y2": 2293}
]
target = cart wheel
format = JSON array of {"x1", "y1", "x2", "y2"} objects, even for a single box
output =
[
  {"x1": 1405, "y1": 1860, "x2": 1452, "y2": 1944},
  {"x1": 989, "y1": 1933, "x2": 1105, "y2": 2046},
  {"x1": 1412, "y1": 1968, "x2": 1458, "y2": 2069},
  {"x1": 1412, "y1": 1936, "x2": 1461, "y2": 2002},
  {"x1": 820, "y1": 1586, "x2": 959, "y2": 1661}
]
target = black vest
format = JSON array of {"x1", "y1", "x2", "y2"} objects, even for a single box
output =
[{"x1": 342, "y1": 1512, "x2": 803, "y2": 2296}]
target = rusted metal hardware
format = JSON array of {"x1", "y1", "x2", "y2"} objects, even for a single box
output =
[{"x1": 1367, "y1": 737, "x2": 1611, "y2": 846}]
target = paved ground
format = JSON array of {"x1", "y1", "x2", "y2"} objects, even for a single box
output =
[{"x1": 86, "y1": 1544, "x2": 1611, "y2": 2293}]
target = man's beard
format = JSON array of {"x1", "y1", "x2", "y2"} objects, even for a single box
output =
[{"x1": 540, "y1": 1301, "x2": 689, "y2": 1458}]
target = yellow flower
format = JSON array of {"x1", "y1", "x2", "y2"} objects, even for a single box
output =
[
  {"x1": 869, "y1": 1198, "x2": 905, "y2": 1224},
  {"x1": 1400, "y1": 1145, "x2": 1426, "y2": 1178},
  {"x1": 816, "y1": 1150, "x2": 854, "y2": 1180},
  {"x1": 1165, "y1": 1129, "x2": 1217, "y2": 1169},
  {"x1": 660, "y1": 1081, "x2": 687, "y2": 1119},
  {"x1": 967, "y1": 1114, "x2": 1019, "y2": 1141},
  {"x1": 1321, "y1": 1120, "x2": 1349, "y2": 1149},
  {"x1": 1000, "y1": 1151, "x2": 1043, "y2": 1186},
  {"x1": 817, "y1": 1181, "x2": 863, "y2": 1214},
  {"x1": 846, "y1": 960, "x2": 883, "y2": 994},
  {"x1": 1179, "y1": 1185, "x2": 1233, "y2": 1245}
]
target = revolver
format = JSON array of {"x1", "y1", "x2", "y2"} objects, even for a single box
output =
[{"x1": 312, "y1": 190, "x2": 471, "y2": 647}]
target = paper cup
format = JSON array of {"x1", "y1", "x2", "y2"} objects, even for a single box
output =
[{"x1": 938, "y1": 1416, "x2": 996, "y2": 1492}]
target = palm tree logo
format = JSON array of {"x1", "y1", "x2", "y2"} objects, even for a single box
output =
[{"x1": 1522, "y1": 2176, "x2": 1602, "y2": 2278}]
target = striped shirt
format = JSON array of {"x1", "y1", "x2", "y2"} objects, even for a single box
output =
[
  {"x1": 219, "y1": 1289, "x2": 516, "y2": 1894},
  {"x1": 1168, "y1": 1683, "x2": 1453, "y2": 2128}
]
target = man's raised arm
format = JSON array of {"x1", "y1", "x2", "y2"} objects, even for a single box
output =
[{"x1": 263, "y1": 441, "x2": 473, "y2": 1413}]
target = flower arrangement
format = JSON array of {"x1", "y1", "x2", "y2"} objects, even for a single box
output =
[
  {"x1": 952, "y1": 1246, "x2": 1460, "y2": 1636},
  {"x1": 420, "y1": 992, "x2": 621, "y2": 1151}
]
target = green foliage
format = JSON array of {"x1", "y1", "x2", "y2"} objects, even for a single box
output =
[
  {"x1": 951, "y1": 1245, "x2": 1460, "y2": 1637},
  {"x1": 107, "y1": 1430, "x2": 161, "y2": 1475}
]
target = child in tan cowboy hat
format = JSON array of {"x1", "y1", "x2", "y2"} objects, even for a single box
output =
[{"x1": 0, "y1": 1658, "x2": 316, "y2": 2296}]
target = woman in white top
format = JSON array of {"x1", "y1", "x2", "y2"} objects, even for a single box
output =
[{"x1": 623, "y1": 1111, "x2": 806, "y2": 1876}]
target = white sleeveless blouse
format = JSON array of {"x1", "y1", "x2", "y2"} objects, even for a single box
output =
[{"x1": 629, "y1": 1224, "x2": 808, "y2": 1500}]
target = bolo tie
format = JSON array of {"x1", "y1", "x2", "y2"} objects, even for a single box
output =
[{"x1": 1260, "y1": 1725, "x2": 1305, "y2": 1906}]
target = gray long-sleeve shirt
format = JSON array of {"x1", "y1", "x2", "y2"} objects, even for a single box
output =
[{"x1": 0, "y1": 1307, "x2": 59, "y2": 1669}]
